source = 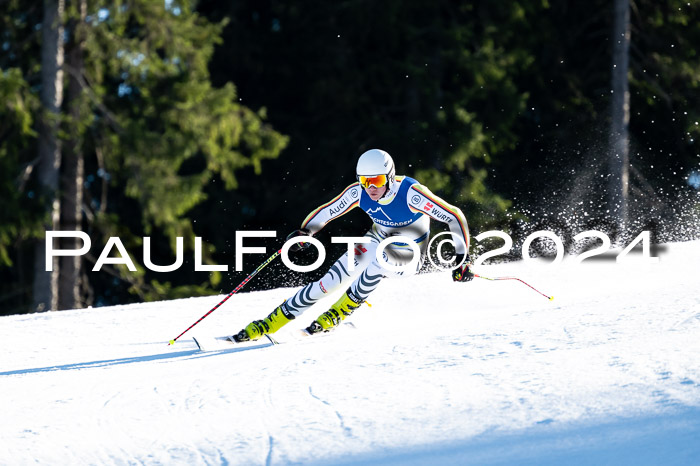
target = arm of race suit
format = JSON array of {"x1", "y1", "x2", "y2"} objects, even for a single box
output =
[
  {"x1": 407, "y1": 183, "x2": 470, "y2": 255},
  {"x1": 300, "y1": 183, "x2": 362, "y2": 234}
]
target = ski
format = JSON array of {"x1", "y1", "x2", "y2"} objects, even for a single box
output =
[
  {"x1": 298, "y1": 321, "x2": 357, "y2": 338},
  {"x1": 192, "y1": 334, "x2": 277, "y2": 352},
  {"x1": 192, "y1": 322, "x2": 354, "y2": 351}
]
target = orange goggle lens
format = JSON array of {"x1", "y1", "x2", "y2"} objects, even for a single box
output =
[{"x1": 358, "y1": 174, "x2": 388, "y2": 189}]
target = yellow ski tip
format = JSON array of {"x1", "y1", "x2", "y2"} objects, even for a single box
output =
[
  {"x1": 549, "y1": 296, "x2": 554, "y2": 301},
  {"x1": 168, "y1": 339, "x2": 175, "y2": 345}
]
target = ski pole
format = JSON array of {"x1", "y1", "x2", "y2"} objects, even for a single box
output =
[
  {"x1": 473, "y1": 273, "x2": 554, "y2": 301},
  {"x1": 168, "y1": 249, "x2": 282, "y2": 345}
]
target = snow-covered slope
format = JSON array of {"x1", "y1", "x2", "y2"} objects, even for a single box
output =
[{"x1": 2, "y1": 241, "x2": 699, "y2": 465}]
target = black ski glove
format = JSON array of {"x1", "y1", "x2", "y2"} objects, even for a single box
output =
[
  {"x1": 452, "y1": 253, "x2": 474, "y2": 282},
  {"x1": 286, "y1": 228, "x2": 312, "y2": 252}
]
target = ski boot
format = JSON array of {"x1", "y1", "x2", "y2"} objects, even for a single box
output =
[
  {"x1": 232, "y1": 302, "x2": 295, "y2": 342},
  {"x1": 305, "y1": 290, "x2": 363, "y2": 335}
]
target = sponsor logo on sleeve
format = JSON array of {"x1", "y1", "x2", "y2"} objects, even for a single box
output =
[
  {"x1": 329, "y1": 198, "x2": 349, "y2": 215},
  {"x1": 430, "y1": 208, "x2": 453, "y2": 223},
  {"x1": 411, "y1": 195, "x2": 421, "y2": 205},
  {"x1": 354, "y1": 245, "x2": 368, "y2": 255}
]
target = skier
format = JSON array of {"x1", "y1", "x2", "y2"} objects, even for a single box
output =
[{"x1": 232, "y1": 148, "x2": 473, "y2": 342}]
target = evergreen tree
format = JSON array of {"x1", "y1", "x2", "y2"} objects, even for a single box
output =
[
  {"x1": 0, "y1": 0, "x2": 288, "y2": 313},
  {"x1": 3, "y1": 0, "x2": 699, "y2": 314},
  {"x1": 609, "y1": 0, "x2": 631, "y2": 233},
  {"x1": 76, "y1": 0, "x2": 287, "y2": 306},
  {"x1": 628, "y1": 0, "x2": 700, "y2": 202},
  {"x1": 200, "y1": 0, "x2": 541, "y2": 236},
  {"x1": 0, "y1": 68, "x2": 43, "y2": 314},
  {"x1": 32, "y1": 0, "x2": 65, "y2": 312},
  {"x1": 0, "y1": 0, "x2": 44, "y2": 314},
  {"x1": 58, "y1": 0, "x2": 87, "y2": 310}
]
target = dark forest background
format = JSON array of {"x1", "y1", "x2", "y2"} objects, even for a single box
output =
[{"x1": 1, "y1": 0, "x2": 699, "y2": 315}]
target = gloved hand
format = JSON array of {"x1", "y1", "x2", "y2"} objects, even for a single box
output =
[
  {"x1": 452, "y1": 253, "x2": 474, "y2": 282},
  {"x1": 286, "y1": 228, "x2": 312, "y2": 252}
]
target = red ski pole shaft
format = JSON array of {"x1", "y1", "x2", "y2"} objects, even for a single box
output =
[
  {"x1": 168, "y1": 249, "x2": 282, "y2": 345},
  {"x1": 473, "y1": 273, "x2": 554, "y2": 301}
]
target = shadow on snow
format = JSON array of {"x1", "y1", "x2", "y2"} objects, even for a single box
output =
[
  {"x1": 316, "y1": 407, "x2": 700, "y2": 466},
  {"x1": 1, "y1": 341, "x2": 271, "y2": 376}
]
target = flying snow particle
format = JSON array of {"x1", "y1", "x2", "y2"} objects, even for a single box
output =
[{"x1": 688, "y1": 171, "x2": 700, "y2": 189}]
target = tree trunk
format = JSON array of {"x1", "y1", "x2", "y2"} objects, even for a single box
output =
[
  {"x1": 58, "y1": 0, "x2": 87, "y2": 310},
  {"x1": 609, "y1": 0, "x2": 631, "y2": 236},
  {"x1": 33, "y1": 0, "x2": 65, "y2": 312}
]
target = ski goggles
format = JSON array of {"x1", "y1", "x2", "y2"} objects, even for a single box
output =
[{"x1": 358, "y1": 174, "x2": 388, "y2": 189}]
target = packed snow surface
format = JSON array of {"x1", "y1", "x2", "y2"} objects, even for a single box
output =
[{"x1": 2, "y1": 241, "x2": 699, "y2": 465}]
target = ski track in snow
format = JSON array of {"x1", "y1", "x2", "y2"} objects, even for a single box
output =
[{"x1": 1, "y1": 241, "x2": 699, "y2": 465}]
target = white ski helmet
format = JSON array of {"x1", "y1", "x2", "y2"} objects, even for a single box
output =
[{"x1": 356, "y1": 149, "x2": 396, "y2": 187}]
